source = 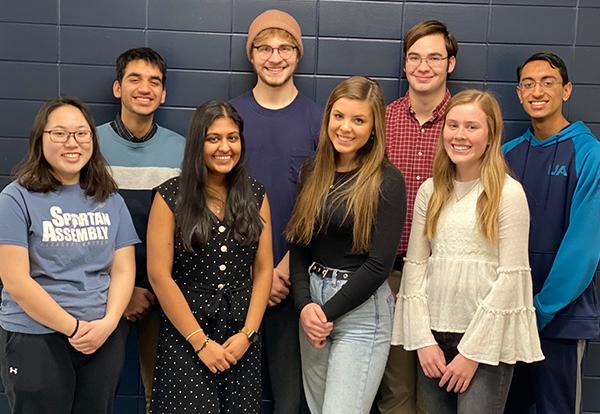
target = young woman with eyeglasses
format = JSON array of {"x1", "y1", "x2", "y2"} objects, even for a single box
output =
[
  {"x1": 286, "y1": 76, "x2": 406, "y2": 413},
  {"x1": 0, "y1": 96, "x2": 139, "y2": 413},
  {"x1": 392, "y1": 90, "x2": 544, "y2": 413}
]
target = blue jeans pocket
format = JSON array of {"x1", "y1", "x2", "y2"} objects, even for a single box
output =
[{"x1": 309, "y1": 271, "x2": 349, "y2": 306}]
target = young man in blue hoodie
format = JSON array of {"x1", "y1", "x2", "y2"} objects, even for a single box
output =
[{"x1": 503, "y1": 52, "x2": 600, "y2": 414}]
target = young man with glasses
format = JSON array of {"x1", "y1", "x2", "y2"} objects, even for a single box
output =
[
  {"x1": 503, "y1": 52, "x2": 600, "y2": 414},
  {"x1": 230, "y1": 9, "x2": 321, "y2": 414},
  {"x1": 96, "y1": 47, "x2": 185, "y2": 413},
  {"x1": 378, "y1": 20, "x2": 458, "y2": 414}
]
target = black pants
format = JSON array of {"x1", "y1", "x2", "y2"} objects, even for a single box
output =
[
  {"x1": 0, "y1": 319, "x2": 129, "y2": 414},
  {"x1": 262, "y1": 295, "x2": 309, "y2": 414}
]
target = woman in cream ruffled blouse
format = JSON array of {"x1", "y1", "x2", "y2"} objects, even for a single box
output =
[{"x1": 392, "y1": 89, "x2": 543, "y2": 414}]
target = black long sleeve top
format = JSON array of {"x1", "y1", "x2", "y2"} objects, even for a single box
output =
[{"x1": 290, "y1": 162, "x2": 407, "y2": 321}]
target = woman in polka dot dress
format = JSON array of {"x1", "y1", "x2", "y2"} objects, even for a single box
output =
[{"x1": 147, "y1": 101, "x2": 273, "y2": 413}]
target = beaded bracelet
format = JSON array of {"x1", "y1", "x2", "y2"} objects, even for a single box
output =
[{"x1": 195, "y1": 337, "x2": 210, "y2": 354}]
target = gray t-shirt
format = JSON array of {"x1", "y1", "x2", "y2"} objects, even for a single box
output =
[{"x1": 0, "y1": 182, "x2": 139, "y2": 334}]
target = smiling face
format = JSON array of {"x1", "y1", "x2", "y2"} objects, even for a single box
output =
[
  {"x1": 113, "y1": 59, "x2": 166, "y2": 120},
  {"x1": 42, "y1": 105, "x2": 93, "y2": 185},
  {"x1": 443, "y1": 103, "x2": 489, "y2": 181},
  {"x1": 404, "y1": 33, "x2": 455, "y2": 96},
  {"x1": 517, "y1": 59, "x2": 572, "y2": 124},
  {"x1": 250, "y1": 33, "x2": 299, "y2": 88},
  {"x1": 328, "y1": 97, "x2": 374, "y2": 170},
  {"x1": 203, "y1": 116, "x2": 242, "y2": 178}
]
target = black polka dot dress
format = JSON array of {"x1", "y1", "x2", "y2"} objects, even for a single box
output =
[{"x1": 150, "y1": 177, "x2": 264, "y2": 414}]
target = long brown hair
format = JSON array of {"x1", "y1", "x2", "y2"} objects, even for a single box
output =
[
  {"x1": 14, "y1": 96, "x2": 117, "y2": 200},
  {"x1": 425, "y1": 89, "x2": 506, "y2": 241},
  {"x1": 286, "y1": 76, "x2": 386, "y2": 252}
]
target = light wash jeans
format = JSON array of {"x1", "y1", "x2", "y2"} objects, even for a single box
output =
[{"x1": 299, "y1": 265, "x2": 394, "y2": 414}]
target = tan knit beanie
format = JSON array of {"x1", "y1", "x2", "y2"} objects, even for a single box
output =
[{"x1": 246, "y1": 9, "x2": 303, "y2": 60}]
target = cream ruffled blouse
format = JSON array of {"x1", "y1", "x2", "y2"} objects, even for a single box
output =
[{"x1": 391, "y1": 175, "x2": 544, "y2": 365}]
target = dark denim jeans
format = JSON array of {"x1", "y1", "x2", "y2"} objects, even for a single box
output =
[{"x1": 418, "y1": 331, "x2": 514, "y2": 414}]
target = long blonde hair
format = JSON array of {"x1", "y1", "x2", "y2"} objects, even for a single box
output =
[
  {"x1": 286, "y1": 76, "x2": 386, "y2": 252},
  {"x1": 425, "y1": 89, "x2": 506, "y2": 241}
]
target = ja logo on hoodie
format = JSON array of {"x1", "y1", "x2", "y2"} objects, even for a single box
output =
[{"x1": 548, "y1": 164, "x2": 568, "y2": 177}]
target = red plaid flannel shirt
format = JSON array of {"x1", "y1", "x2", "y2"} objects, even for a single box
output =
[{"x1": 385, "y1": 90, "x2": 451, "y2": 257}]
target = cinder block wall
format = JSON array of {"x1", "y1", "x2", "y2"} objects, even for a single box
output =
[{"x1": 0, "y1": 1, "x2": 598, "y2": 412}]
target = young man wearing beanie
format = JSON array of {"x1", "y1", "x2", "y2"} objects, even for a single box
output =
[
  {"x1": 379, "y1": 20, "x2": 457, "y2": 414},
  {"x1": 231, "y1": 9, "x2": 321, "y2": 414}
]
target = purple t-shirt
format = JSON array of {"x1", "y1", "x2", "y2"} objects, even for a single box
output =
[{"x1": 231, "y1": 91, "x2": 322, "y2": 263}]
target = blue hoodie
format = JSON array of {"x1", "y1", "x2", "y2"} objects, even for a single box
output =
[{"x1": 503, "y1": 121, "x2": 600, "y2": 339}]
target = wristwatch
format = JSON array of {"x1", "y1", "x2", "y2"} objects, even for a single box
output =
[{"x1": 240, "y1": 326, "x2": 259, "y2": 344}]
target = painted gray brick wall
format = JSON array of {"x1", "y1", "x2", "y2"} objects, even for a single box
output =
[{"x1": 0, "y1": 0, "x2": 599, "y2": 412}]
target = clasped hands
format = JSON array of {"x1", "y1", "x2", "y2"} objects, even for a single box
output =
[
  {"x1": 300, "y1": 303, "x2": 333, "y2": 348},
  {"x1": 196, "y1": 332, "x2": 250, "y2": 374},
  {"x1": 68, "y1": 318, "x2": 117, "y2": 355},
  {"x1": 268, "y1": 267, "x2": 291, "y2": 306},
  {"x1": 417, "y1": 344, "x2": 479, "y2": 393}
]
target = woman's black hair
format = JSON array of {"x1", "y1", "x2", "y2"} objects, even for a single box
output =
[
  {"x1": 176, "y1": 100, "x2": 263, "y2": 252},
  {"x1": 15, "y1": 96, "x2": 117, "y2": 200}
]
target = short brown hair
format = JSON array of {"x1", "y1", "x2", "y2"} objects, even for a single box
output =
[
  {"x1": 403, "y1": 20, "x2": 458, "y2": 59},
  {"x1": 252, "y1": 28, "x2": 299, "y2": 49},
  {"x1": 15, "y1": 96, "x2": 117, "y2": 200}
]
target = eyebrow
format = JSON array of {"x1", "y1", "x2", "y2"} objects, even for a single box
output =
[
  {"x1": 206, "y1": 131, "x2": 239, "y2": 136},
  {"x1": 407, "y1": 52, "x2": 443, "y2": 57},
  {"x1": 47, "y1": 124, "x2": 89, "y2": 129},
  {"x1": 257, "y1": 42, "x2": 295, "y2": 47},
  {"x1": 125, "y1": 72, "x2": 163, "y2": 82},
  {"x1": 521, "y1": 75, "x2": 558, "y2": 81},
  {"x1": 333, "y1": 109, "x2": 368, "y2": 117}
]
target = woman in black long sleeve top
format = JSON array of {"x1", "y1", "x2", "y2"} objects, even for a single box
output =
[{"x1": 286, "y1": 76, "x2": 406, "y2": 414}]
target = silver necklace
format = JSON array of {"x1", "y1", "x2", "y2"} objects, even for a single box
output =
[
  {"x1": 329, "y1": 172, "x2": 357, "y2": 192},
  {"x1": 454, "y1": 180, "x2": 480, "y2": 202}
]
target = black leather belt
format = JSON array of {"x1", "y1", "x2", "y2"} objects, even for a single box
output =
[{"x1": 309, "y1": 262, "x2": 351, "y2": 280}]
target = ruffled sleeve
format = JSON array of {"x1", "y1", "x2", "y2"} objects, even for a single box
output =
[
  {"x1": 457, "y1": 178, "x2": 544, "y2": 365},
  {"x1": 392, "y1": 179, "x2": 437, "y2": 349}
]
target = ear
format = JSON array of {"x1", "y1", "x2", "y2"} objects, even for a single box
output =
[
  {"x1": 160, "y1": 88, "x2": 166, "y2": 105},
  {"x1": 562, "y1": 81, "x2": 573, "y2": 102},
  {"x1": 516, "y1": 85, "x2": 523, "y2": 105},
  {"x1": 447, "y1": 56, "x2": 456, "y2": 74},
  {"x1": 112, "y1": 80, "x2": 122, "y2": 99}
]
